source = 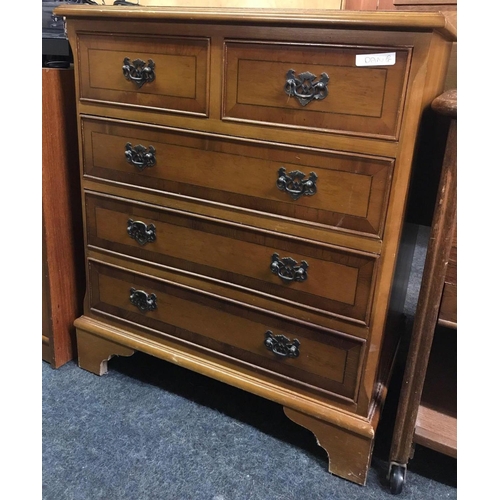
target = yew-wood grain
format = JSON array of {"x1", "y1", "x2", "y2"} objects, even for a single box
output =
[{"x1": 58, "y1": 5, "x2": 455, "y2": 486}]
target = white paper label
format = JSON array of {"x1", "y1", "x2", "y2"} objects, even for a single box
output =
[{"x1": 356, "y1": 52, "x2": 396, "y2": 67}]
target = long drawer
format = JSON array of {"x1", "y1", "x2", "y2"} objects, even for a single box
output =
[
  {"x1": 82, "y1": 118, "x2": 394, "y2": 238},
  {"x1": 223, "y1": 40, "x2": 411, "y2": 140},
  {"x1": 88, "y1": 259, "x2": 365, "y2": 401},
  {"x1": 86, "y1": 192, "x2": 378, "y2": 325},
  {"x1": 77, "y1": 33, "x2": 209, "y2": 116}
]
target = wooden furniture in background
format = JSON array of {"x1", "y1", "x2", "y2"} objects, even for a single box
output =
[
  {"x1": 343, "y1": 0, "x2": 456, "y2": 11},
  {"x1": 42, "y1": 67, "x2": 85, "y2": 368},
  {"x1": 387, "y1": 89, "x2": 457, "y2": 494},
  {"x1": 343, "y1": 0, "x2": 456, "y2": 231},
  {"x1": 138, "y1": 0, "x2": 343, "y2": 7},
  {"x1": 343, "y1": 0, "x2": 457, "y2": 91},
  {"x1": 56, "y1": 4, "x2": 455, "y2": 485}
]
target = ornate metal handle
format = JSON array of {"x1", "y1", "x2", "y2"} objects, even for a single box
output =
[
  {"x1": 270, "y1": 253, "x2": 308, "y2": 283},
  {"x1": 127, "y1": 219, "x2": 156, "y2": 246},
  {"x1": 284, "y1": 69, "x2": 329, "y2": 107},
  {"x1": 129, "y1": 288, "x2": 157, "y2": 312},
  {"x1": 276, "y1": 167, "x2": 318, "y2": 201},
  {"x1": 122, "y1": 57, "x2": 156, "y2": 89},
  {"x1": 264, "y1": 331, "x2": 300, "y2": 358},
  {"x1": 125, "y1": 143, "x2": 156, "y2": 171}
]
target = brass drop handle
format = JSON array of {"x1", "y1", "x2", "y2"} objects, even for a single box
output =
[
  {"x1": 129, "y1": 288, "x2": 157, "y2": 312},
  {"x1": 276, "y1": 167, "x2": 318, "y2": 201},
  {"x1": 270, "y1": 253, "x2": 308, "y2": 284},
  {"x1": 122, "y1": 57, "x2": 156, "y2": 88},
  {"x1": 284, "y1": 69, "x2": 329, "y2": 106},
  {"x1": 264, "y1": 331, "x2": 300, "y2": 358},
  {"x1": 127, "y1": 219, "x2": 156, "y2": 246},
  {"x1": 125, "y1": 143, "x2": 156, "y2": 171}
]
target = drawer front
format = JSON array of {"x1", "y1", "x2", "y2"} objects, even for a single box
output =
[
  {"x1": 223, "y1": 41, "x2": 410, "y2": 139},
  {"x1": 86, "y1": 193, "x2": 377, "y2": 325},
  {"x1": 89, "y1": 259, "x2": 365, "y2": 401},
  {"x1": 82, "y1": 118, "x2": 394, "y2": 237},
  {"x1": 78, "y1": 33, "x2": 209, "y2": 115}
]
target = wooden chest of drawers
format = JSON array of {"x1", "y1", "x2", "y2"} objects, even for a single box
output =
[{"x1": 56, "y1": 5, "x2": 455, "y2": 485}]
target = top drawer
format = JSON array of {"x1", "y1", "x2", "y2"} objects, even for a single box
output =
[
  {"x1": 77, "y1": 33, "x2": 209, "y2": 116},
  {"x1": 223, "y1": 41, "x2": 411, "y2": 140}
]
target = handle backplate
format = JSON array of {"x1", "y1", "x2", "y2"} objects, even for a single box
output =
[
  {"x1": 284, "y1": 69, "x2": 329, "y2": 106},
  {"x1": 264, "y1": 331, "x2": 300, "y2": 358},
  {"x1": 125, "y1": 142, "x2": 156, "y2": 171},
  {"x1": 123, "y1": 57, "x2": 156, "y2": 88},
  {"x1": 270, "y1": 253, "x2": 308, "y2": 284},
  {"x1": 276, "y1": 167, "x2": 318, "y2": 201},
  {"x1": 127, "y1": 219, "x2": 156, "y2": 246},
  {"x1": 129, "y1": 288, "x2": 157, "y2": 312}
]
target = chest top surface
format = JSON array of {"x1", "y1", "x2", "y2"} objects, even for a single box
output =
[{"x1": 55, "y1": 5, "x2": 456, "y2": 38}]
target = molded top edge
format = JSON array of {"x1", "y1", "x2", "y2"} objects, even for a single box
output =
[{"x1": 54, "y1": 5, "x2": 457, "y2": 40}]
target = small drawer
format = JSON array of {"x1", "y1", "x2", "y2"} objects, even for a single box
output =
[
  {"x1": 86, "y1": 193, "x2": 378, "y2": 325},
  {"x1": 82, "y1": 118, "x2": 394, "y2": 238},
  {"x1": 223, "y1": 41, "x2": 411, "y2": 140},
  {"x1": 77, "y1": 33, "x2": 209, "y2": 115},
  {"x1": 89, "y1": 259, "x2": 365, "y2": 401}
]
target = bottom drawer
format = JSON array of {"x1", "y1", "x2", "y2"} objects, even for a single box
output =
[{"x1": 89, "y1": 259, "x2": 365, "y2": 401}]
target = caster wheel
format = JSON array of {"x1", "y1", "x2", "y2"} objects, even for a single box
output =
[{"x1": 389, "y1": 464, "x2": 405, "y2": 495}]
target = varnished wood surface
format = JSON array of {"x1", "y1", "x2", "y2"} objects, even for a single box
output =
[
  {"x1": 82, "y1": 117, "x2": 394, "y2": 238},
  {"x1": 77, "y1": 328, "x2": 134, "y2": 376},
  {"x1": 42, "y1": 68, "x2": 85, "y2": 368},
  {"x1": 431, "y1": 88, "x2": 457, "y2": 117},
  {"x1": 414, "y1": 329, "x2": 457, "y2": 457},
  {"x1": 223, "y1": 41, "x2": 410, "y2": 140},
  {"x1": 284, "y1": 406, "x2": 374, "y2": 485},
  {"x1": 438, "y1": 283, "x2": 456, "y2": 327},
  {"x1": 79, "y1": 33, "x2": 209, "y2": 115},
  {"x1": 87, "y1": 247, "x2": 371, "y2": 340},
  {"x1": 438, "y1": 220, "x2": 456, "y2": 326},
  {"x1": 138, "y1": 0, "x2": 343, "y2": 7},
  {"x1": 345, "y1": 0, "x2": 456, "y2": 10},
  {"x1": 389, "y1": 88, "x2": 457, "y2": 466},
  {"x1": 86, "y1": 192, "x2": 377, "y2": 325},
  {"x1": 414, "y1": 405, "x2": 457, "y2": 457},
  {"x1": 75, "y1": 313, "x2": 380, "y2": 428},
  {"x1": 61, "y1": 7, "x2": 454, "y2": 485},
  {"x1": 343, "y1": 0, "x2": 457, "y2": 91},
  {"x1": 89, "y1": 259, "x2": 365, "y2": 400},
  {"x1": 393, "y1": 0, "x2": 455, "y2": 5},
  {"x1": 54, "y1": 5, "x2": 456, "y2": 40},
  {"x1": 69, "y1": 20, "x2": 453, "y2": 151},
  {"x1": 82, "y1": 177, "x2": 385, "y2": 255}
]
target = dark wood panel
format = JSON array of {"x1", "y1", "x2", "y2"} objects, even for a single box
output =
[
  {"x1": 414, "y1": 328, "x2": 457, "y2": 457},
  {"x1": 438, "y1": 283, "x2": 456, "y2": 327},
  {"x1": 389, "y1": 89, "x2": 457, "y2": 469}
]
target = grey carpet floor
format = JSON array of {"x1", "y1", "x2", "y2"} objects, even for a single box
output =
[{"x1": 42, "y1": 226, "x2": 457, "y2": 499}]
